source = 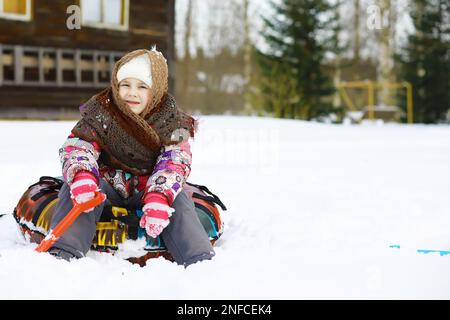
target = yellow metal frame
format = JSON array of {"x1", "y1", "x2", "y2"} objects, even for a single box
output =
[
  {"x1": 36, "y1": 197, "x2": 59, "y2": 231},
  {"x1": 336, "y1": 80, "x2": 414, "y2": 124},
  {"x1": 95, "y1": 206, "x2": 128, "y2": 247}
]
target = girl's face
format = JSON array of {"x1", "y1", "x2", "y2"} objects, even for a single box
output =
[{"x1": 118, "y1": 78, "x2": 151, "y2": 115}]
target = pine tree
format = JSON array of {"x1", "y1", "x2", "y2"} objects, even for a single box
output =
[
  {"x1": 398, "y1": 0, "x2": 450, "y2": 123},
  {"x1": 256, "y1": 0, "x2": 342, "y2": 120}
]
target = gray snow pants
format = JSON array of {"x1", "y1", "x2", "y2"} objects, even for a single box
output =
[{"x1": 50, "y1": 179, "x2": 215, "y2": 267}]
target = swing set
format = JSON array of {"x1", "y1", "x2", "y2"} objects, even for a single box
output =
[{"x1": 336, "y1": 80, "x2": 414, "y2": 124}]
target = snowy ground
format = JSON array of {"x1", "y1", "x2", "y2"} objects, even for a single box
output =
[{"x1": 0, "y1": 116, "x2": 450, "y2": 299}]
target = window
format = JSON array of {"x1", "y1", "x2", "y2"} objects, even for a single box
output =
[
  {"x1": 81, "y1": 0, "x2": 129, "y2": 31},
  {"x1": 0, "y1": 43, "x2": 124, "y2": 87},
  {"x1": 0, "y1": 0, "x2": 31, "y2": 21}
]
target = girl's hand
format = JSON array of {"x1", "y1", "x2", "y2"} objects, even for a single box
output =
[
  {"x1": 70, "y1": 171, "x2": 99, "y2": 211},
  {"x1": 140, "y1": 192, "x2": 175, "y2": 238}
]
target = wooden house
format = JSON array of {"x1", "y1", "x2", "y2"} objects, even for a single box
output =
[{"x1": 0, "y1": 0, "x2": 175, "y2": 119}]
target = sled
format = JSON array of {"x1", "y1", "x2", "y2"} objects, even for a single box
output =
[{"x1": 14, "y1": 176, "x2": 227, "y2": 266}]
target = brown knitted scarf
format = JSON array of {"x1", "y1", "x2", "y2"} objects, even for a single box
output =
[{"x1": 71, "y1": 49, "x2": 197, "y2": 176}]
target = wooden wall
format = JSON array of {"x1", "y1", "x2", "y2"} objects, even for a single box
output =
[{"x1": 0, "y1": 0, "x2": 175, "y2": 119}]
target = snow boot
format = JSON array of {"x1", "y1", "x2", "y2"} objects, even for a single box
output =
[{"x1": 48, "y1": 247, "x2": 78, "y2": 261}]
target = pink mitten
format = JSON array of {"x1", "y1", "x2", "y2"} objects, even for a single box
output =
[
  {"x1": 140, "y1": 192, "x2": 175, "y2": 238},
  {"x1": 70, "y1": 171, "x2": 99, "y2": 209}
]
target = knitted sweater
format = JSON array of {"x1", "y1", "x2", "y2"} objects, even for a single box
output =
[{"x1": 59, "y1": 133, "x2": 192, "y2": 206}]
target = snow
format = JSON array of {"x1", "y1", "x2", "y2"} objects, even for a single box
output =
[{"x1": 1, "y1": 116, "x2": 450, "y2": 299}]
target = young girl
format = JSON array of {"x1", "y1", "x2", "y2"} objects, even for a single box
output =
[{"x1": 49, "y1": 48, "x2": 215, "y2": 267}]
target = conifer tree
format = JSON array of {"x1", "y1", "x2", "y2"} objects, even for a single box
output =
[
  {"x1": 398, "y1": 0, "x2": 450, "y2": 123},
  {"x1": 256, "y1": 0, "x2": 342, "y2": 120}
]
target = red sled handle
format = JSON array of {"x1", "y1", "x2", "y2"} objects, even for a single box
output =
[{"x1": 35, "y1": 192, "x2": 106, "y2": 253}]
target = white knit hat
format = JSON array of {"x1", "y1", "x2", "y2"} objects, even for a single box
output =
[{"x1": 116, "y1": 53, "x2": 152, "y2": 87}]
